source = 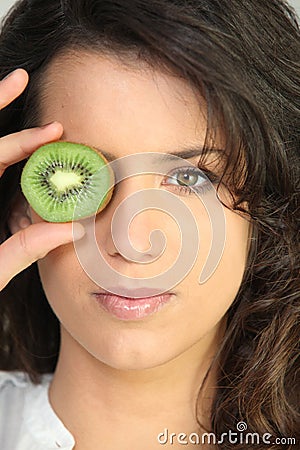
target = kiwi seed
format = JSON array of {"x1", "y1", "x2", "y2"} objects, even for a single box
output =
[{"x1": 21, "y1": 141, "x2": 114, "y2": 222}]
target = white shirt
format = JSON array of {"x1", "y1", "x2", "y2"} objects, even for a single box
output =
[{"x1": 0, "y1": 370, "x2": 75, "y2": 449}]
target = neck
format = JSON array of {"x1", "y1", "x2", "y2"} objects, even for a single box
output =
[{"x1": 49, "y1": 321, "x2": 225, "y2": 449}]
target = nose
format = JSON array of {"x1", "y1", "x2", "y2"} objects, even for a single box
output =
[{"x1": 97, "y1": 175, "x2": 166, "y2": 263}]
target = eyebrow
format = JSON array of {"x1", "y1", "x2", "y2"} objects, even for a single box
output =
[{"x1": 94, "y1": 146, "x2": 225, "y2": 162}]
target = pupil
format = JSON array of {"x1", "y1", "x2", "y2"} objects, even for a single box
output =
[{"x1": 177, "y1": 172, "x2": 198, "y2": 186}]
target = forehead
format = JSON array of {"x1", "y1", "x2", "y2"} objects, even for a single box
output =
[{"x1": 39, "y1": 51, "x2": 208, "y2": 157}]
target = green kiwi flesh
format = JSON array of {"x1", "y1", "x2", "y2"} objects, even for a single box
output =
[{"x1": 21, "y1": 141, "x2": 114, "y2": 222}]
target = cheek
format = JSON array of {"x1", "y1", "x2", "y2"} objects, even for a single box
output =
[
  {"x1": 180, "y1": 203, "x2": 250, "y2": 324},
  {"x1": 30, "y1": 208, "x2": 77, "y2": 304},
  {"x1": 37, "y1": 244, "x2": 84, "y2": 313},
  {"x1": 30, "y1": 208, "x2": 85, "y2": 297},
  {"x1": 205, "y1": 208, "x2": 250, "y2": 314}
]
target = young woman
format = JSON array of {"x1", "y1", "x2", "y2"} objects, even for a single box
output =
[{"x1": 0, "y1": 1, "x2": 299, "y2": 449}]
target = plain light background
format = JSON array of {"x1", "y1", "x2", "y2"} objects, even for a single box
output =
[{"x1": 1, "y1": 0, "x2": 300, "y2": 20}]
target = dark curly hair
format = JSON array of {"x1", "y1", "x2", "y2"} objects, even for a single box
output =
[{"x1": 0, "y1": 1, "x2": 299, "y2": 448}]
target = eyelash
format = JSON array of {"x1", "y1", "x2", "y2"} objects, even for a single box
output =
[{"x1": 161, "y1": 166, "x2": 219, "y2": 196}]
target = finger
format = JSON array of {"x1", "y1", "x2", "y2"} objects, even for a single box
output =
[
  {"x1": 0, "y1": 121, "x2": 64, "y2": 175},
  {"x1": 0, "y1": 222, "x2": 85, "y2": 291},
  {"x1": 0, "y1": 68, "x2": 29, "y2": 110}
]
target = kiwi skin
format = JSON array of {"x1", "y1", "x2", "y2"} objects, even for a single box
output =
[{"x1": 21, "y1": 141, "x2": 114, "y2": 223}]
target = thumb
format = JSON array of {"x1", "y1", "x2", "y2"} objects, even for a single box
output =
[{"x1": 0, "y1": 222, "x2": 85, "y2": 291}]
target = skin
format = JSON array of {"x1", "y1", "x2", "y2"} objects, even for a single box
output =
[
  {"x1": 0, "y1": 69, "x2": 85, "y2": 291},
  {"x1": 10, "y1": 53, "x2": 251, "y2": 449}
]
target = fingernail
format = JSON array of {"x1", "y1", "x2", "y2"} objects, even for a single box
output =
[
  {"x1": 72, "y1": 223, "x2": 86, "y2": 241},
  {"x1": 1, "y1": 69, "x2": 17, "y2": 82},
  {"x1": 19, "y1": 217, "x2": 32, "y2": 229}
]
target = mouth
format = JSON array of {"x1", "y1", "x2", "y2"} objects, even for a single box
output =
[{"x1": 92, "y1": 286, "x2": 175, "y2": 321}]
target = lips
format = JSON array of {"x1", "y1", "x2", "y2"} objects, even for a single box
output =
[
  {"x1": 94, "y1": 286, "x2": 170, "y2": 298},
  {"x1": 92, "y1": 287, "x2": 174, "y2": 320}
]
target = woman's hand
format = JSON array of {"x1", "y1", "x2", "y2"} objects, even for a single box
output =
[{"x1": 0, "y1": 69, "x2": 85, "y2": 290}]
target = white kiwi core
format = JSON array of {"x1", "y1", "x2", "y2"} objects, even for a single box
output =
[{"x1": 50, "y1": 171, "x2": 83, "y2": 191}]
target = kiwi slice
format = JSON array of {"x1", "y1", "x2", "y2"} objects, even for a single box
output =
[{"x1": 21, "y1": 141, "x2": 114, "y2": 222}]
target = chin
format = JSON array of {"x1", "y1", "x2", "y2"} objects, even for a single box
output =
[{"x1": 81, "y1": 331, "x2": 178, "y2": 372}]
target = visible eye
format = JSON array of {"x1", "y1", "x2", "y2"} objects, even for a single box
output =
[{"x1": 161, "y1": 166, "x2": 219, "y2": 196}]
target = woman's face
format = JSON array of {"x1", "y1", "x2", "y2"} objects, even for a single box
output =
[{"x1": 31, "y1": 52, "x2": 251, "y2": 370}]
